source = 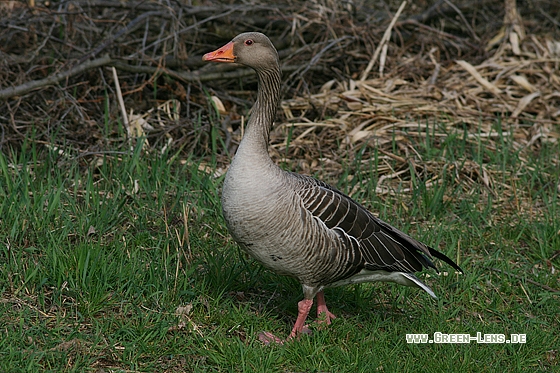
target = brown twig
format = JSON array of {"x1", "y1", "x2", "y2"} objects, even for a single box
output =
[
  {"x1": 0, "y1": 56, "x2": 325, "y2": 101},
  {"x1": 0, "y1": 55, "x2": 112, "y2": 100}
]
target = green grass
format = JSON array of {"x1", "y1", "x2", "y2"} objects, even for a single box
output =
[{"x1": 0, "y1": 120, "x2": 559, "y2": 372}]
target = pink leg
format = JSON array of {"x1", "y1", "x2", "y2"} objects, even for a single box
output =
[
  {"x1": 258, "y1": 298, "x2": 314, "y2": 345},
  {"x1": 288, "y1": 298, "x2": 314, "y2": 339},
  {"x1": 316, "y1": 291, "x2": 336, "y2": 324}
]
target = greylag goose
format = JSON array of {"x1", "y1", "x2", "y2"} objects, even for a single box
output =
[{"x1": 203, "y1": 32, "x2": 463, "y2": 344}]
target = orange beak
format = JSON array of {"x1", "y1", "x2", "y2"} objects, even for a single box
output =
[{"x1": 202, "y1": 41, "x2": 235, "y2": 63}]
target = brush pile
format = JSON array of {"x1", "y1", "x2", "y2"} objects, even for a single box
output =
[{"x1": 1, "y1": 0, "x2": 559, "y2": 199}]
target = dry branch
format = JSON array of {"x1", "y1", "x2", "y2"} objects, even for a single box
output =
[
  {"x1": 0, "y1": 57, "x2": 327, "y2": 101},
  {"x1": 0, "y1": 55, "x2": 112, "y2": 100}
]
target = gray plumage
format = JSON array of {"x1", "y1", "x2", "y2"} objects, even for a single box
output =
[{"x1": 203, "y1": 32, "x2": 462, "y2": 341}]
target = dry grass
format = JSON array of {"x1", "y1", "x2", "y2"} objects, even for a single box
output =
[
  {"x1": 1, "y1": 0, "x2": 559, "y2": 205},
  {"x1": 267, "y1": 32, "x2": 560, "y2": 222}
]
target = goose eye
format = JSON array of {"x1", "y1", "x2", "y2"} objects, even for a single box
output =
[{"x1": 245, "y1": 39, "x2": 254, "y2": 46}]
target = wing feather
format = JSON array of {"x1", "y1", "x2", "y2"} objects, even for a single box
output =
[{"x1": 292, "y1": 173, "x2": 462, "y2": 279}]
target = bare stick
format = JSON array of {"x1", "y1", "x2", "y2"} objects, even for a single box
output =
[
  {"x1": 112, "y1": 67, "x2": 129, "y2": 134},
  {"x1": 0, "y1": 58, "x2": 323, "y2": 102},
  {"x1": 111, "y1": 61, "x2": 323, "y2": 83},
  {"x1": 0, "y1": 55, "x2": 112, "y2": 100},
  {"x1": 360, "y1": 1, "x2": 407, "y2": 81}
]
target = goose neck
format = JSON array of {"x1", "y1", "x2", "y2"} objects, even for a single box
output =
[{"x1": 236, "y1": 66, "x2": 281, "y2": 159}]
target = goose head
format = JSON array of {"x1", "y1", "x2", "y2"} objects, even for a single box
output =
[{"x1": 202, "y1": 32, "x2": 279, "y2": 72}]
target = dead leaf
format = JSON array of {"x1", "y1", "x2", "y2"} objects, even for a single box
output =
[
  {"x1": 211, "y1": 96, "x2": 227, "y2": 116},
  {"x1": 175, "y1": 304, "x2": 193, "y2": 316},
  {"x1": 87, "y1": 225, "x2": 96, "y2": 236},
  {"x1": 456, "y1": 60, "x2": 502, "y2": 95},
  {"x1": 511, "y1": 91, "x2": 540, "y2": 118}
]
